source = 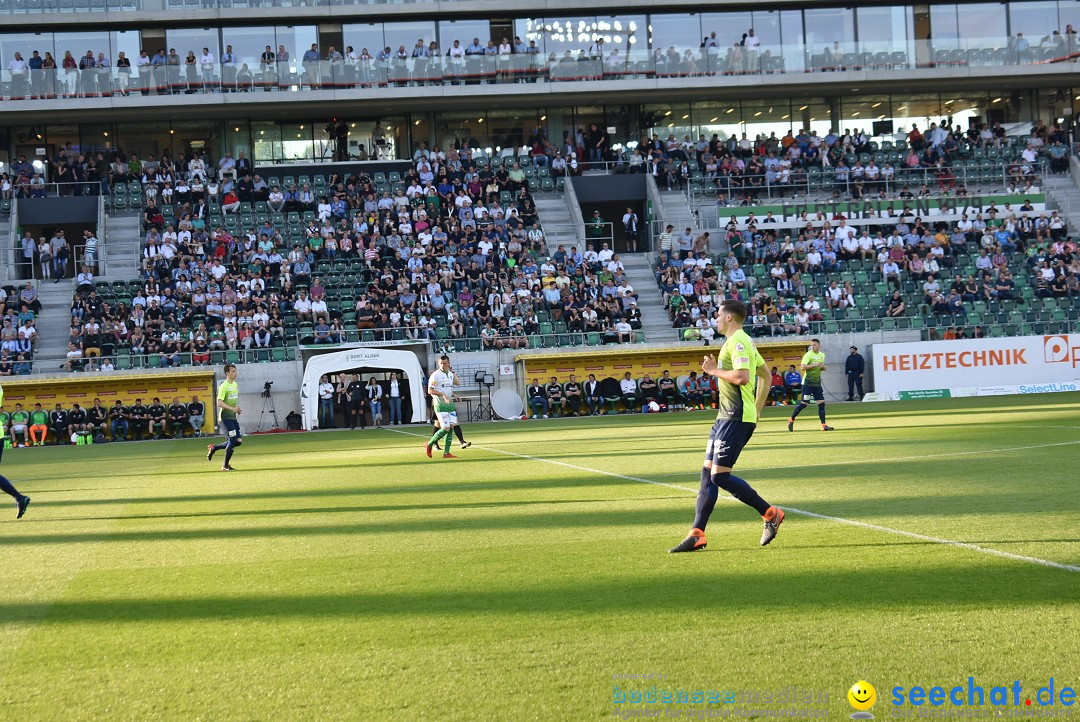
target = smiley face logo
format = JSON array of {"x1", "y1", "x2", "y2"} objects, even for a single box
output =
[{"x1": 848, "y1": 681, "x2": 877, "y2": 711}]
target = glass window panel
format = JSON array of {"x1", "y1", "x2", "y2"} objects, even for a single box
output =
[
  {"x1": 857, "y1": 6, "x2": 912, "y2": 46},
  {"x1": 700, "y1": 12, "x2": 754, "y2": 49},
  {"x1": 956, "y1": 3, "x2": 1008, "y2": 42},
  {"x1": 276, "y1": 25, "x2": 318, "y2": 77},
  {"x1": 776, "y1": 10, "x2": 806, "y2": 72},
  {"x1": 343, "y1": 23, "x2": 385, "y2": 59},
  {"x1": 804, "y1": 8, "x2": 856, "y2": 47},
  {"x1": 165, "y1": 28, "x2": 220, "y2": 61},
  {"x1": 253, "y1": 121, "x2": 282, "y2": 163},
  {"x1": 1059, "y1": 0, "x2": 1080, "y2": 32},
  {"x1": 116, "y1": 120, "x2": 173, "y2": 165},
  {"x1": 112, "y1": 30, "x2": 140, "y2": 72},
  {"x1": 1009, "y1": 2, "x2": 1060, "y2": 38},
  {"x1": 930, "y1": 5, "x2": 961, "y2": 40},
  {"x1": 438, "y1": 19, "x2": 488, "y2": 52},
  {"x1": 648, "y1": 14, "x2": 702, "y2": 52},
  {"x1": 382, "y1": 21, "x2": 436, "y2": 56},
  {"x1": 2, "y1": 32, "x2": 52, "y2": 99},
  {"x1": 222, "y1": 26, "x2": 277, "y2": 68},
  {"x1": 280, "y1": 122, "x2": 314, "y2": 163}
]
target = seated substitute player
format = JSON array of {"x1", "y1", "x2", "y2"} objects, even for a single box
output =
[
  {"x1": 9, "y1": 404, "x2": 29, "y2": 447},
  {"x1": 86, "y1": 399, "x2": 108, "y2": 440},
  {"x1": 207, "y1": 363, "x2": 243, "y2": 471},
  {"x1": 168, "y1": 397, "x2": 189, "y2": 438},
  {"x1": 148, "y1": 397, "x2": 168, "y2": 440},
  {"x1": 658, "y1": 370, "x2": 680, "y2": 409},
  {"x1": 769, "y1": 367, "x2": 787, "y2": 406},
  {"x1": 526, "y1": 378, "x2": 548, "y2": 419},
  {"x1": 639, "y1": 373, "x2": 660, "y2": 409},
  {"x1": 783, "y1": 364, "x2": 802, "y2": 405},
  {"x1": 583, "y1": 374, "x2": 603, "y2": 416},
  {"x1": 545, "y1": 376, "x2": 566, "y2": 417},
  {"x1": 50, "y1": 403, "x2": 70, "y2": 445},
  {"x1": 28, "y1": 403, "x2": 49, "y2": 446},
  {"x1": 187, "y1": 396, "x2": 205, "y2": 437},
  {"x1": 0, "y1": 385, "x2": 30, "y2": 518},
  {"x1": 619, "y1": 372, "x2": 638, "y2": 413},
  {"x1": 788, "y1": 338, "x2": 833, "y2": 431},
  {"x1": 563, "y1": 374, "x2": 584, "y2": 416},
  {"x1": 425, "y1": 354, "x2": 460, "y2": 459},
  {"x1": 108, "y1": 400, "x2": 129, "y2": 441},
  {"x1": 670, "y1": 299, "x2": 785, "y2": 553},
  {"x1": 682, "y1": 371, "x2": 703, "y2": 410},
  {"x1": 128, "y1": 398, "x2": 149, "y2": 440}
]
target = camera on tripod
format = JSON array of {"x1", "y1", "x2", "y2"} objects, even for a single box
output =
[{"x1": 261, "y1": 381, "x2": 274, "y2": 398}]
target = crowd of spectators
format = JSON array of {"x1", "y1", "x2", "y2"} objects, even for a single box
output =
[
  {"x1": 605, "y1": 119, "x2": 1067, "y2": 203},
  {"x1": 0, "y1": 282, "x2": 44, "y2": 375},
  {"x1": 656, "y1": 200, "x2": 1080, "y2": 340},
  {"x1": 63, "y1": 142, "x2": 656, "y2": 362}
]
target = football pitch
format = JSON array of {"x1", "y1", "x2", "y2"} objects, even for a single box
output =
[{"x1": 1, "y1": 394, "x2": 1078, "y2": 721}]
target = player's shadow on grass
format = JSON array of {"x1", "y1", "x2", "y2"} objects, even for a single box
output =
[
  {"x1": 0, "y1": 505, "x2": 710, "y2": 546},
  {"x1": 30, "y1": 495, "x2": 691, "y2": 524},
  {"x1": 0, "y1": 563, "x2": 1074, "y2": 625},
  {"x1": 32, "y1": 475, "x2": 681, "y2": 508}
]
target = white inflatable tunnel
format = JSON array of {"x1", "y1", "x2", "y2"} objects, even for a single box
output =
[{"x1": 300, "y1": 347, "x2": 428, "y2": 430}]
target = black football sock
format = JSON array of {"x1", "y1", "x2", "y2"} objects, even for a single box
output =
[
  {"x1": 818, "y1": 403, "x2": 827, "y2": 424},
  {"x1": 791, "y1": 402, "x2": 807, "y2": 418},
  {"x1": 692, "y1": 467, "x2": 718, "y2": 531},
  {"x1": 0, "y1": 475, "x2": 24, "y2": 501},
  {"x1": 713, "y1": 472, "x2": 771, "y2": 516}
]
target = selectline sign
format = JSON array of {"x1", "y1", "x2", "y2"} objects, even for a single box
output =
[{"x1": 873, "y1": 335, "x2": 1080, "y2": 399}]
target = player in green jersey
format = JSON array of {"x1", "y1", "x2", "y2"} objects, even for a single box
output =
[
  {"x1": 670, "y1": 300, "x2": 785, "y2": 553},
  {"x1": 207, "y1": 363, "x2": 243, "y2": 471},
  {"x1": 787, "y1": 338, "x2": 834, "y2": 432}
]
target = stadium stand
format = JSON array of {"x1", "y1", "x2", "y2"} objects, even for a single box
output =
[{"x1": 655, "y1": 205, "x2": 1080, "y2": 342}]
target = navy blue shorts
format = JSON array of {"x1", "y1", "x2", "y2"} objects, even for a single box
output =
[
  {"x1": 222, "y1": 418, "x2": 242, "y2": 441},
  {"x1": 802, "y1": 384, "x2": 824, "y2": 402},
  {"x1": 704, "y1": 419, "x2": 755, "y2": 469}
]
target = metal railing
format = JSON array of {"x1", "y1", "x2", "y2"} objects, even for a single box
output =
[
  {"x1": 294, "y1": 325, "x2": 651, "y2": 349},
  {"x1": 0, "y1": 38, "x2": 1077, "y2": 102}
]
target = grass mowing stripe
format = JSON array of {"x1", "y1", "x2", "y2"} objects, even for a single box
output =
[
  {"x1": 647, "y1": 436, "x2": 1080, "y2": 476},
  {"x1": 385, "y1": 427, "x2": 1080, "y2": 575}
]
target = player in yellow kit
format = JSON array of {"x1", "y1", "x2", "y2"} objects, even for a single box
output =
[
  {"x1": 787, "y1": 338, "x2": 834, "y2": 432},
  {"x1": 669, "y1": 300, "x2": 784, "y2": 553}
]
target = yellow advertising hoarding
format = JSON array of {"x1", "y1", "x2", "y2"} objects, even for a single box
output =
[
  {"x1": 516, "y1": 342, "x2": 810, "y2": 385},
  {"x1": 0, "y1": 371, "x2": 217, "y2": 434}
]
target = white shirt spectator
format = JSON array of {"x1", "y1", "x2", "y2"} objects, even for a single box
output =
[{"x1": 619, "y1": 377, "x2": 637, "y2": 394}]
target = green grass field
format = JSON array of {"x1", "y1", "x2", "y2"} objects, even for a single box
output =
[{"x1": 1, "y1": 394, "x2": 1079, "y2": 721}]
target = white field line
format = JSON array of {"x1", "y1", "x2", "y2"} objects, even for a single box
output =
[{"x1": 385, "y1": 427, "x2": 1080, "y2": 574}]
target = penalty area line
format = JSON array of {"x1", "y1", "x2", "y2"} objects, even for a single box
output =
[{"x1": 385, "y1": 427, "x2": 1080, "y2": 574}]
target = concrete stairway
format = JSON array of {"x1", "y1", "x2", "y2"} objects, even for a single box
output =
[
  {"x1": 657, "y1": 189, "x2": 698, "y2": 237},
  {"x1": 534, "y1": 196, "x2": 576, "y2": 256},
  {"x1": 1040, "y1": 175, "x2": 1080, "y2": 232},
  {"x1": 101, "y1": 214, "x2": 142, "y2": 280},
  {"x1": 33, "y1": 279, "x2": 76, "y2": 366},
  {"x1": 620, "y1": 253, "x2": 678, "y2": 344}
]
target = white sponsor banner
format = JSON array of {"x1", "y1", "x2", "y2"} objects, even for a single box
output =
[{"x1": 873, "y1": 334, "x2": 1080, "y2": 395}]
